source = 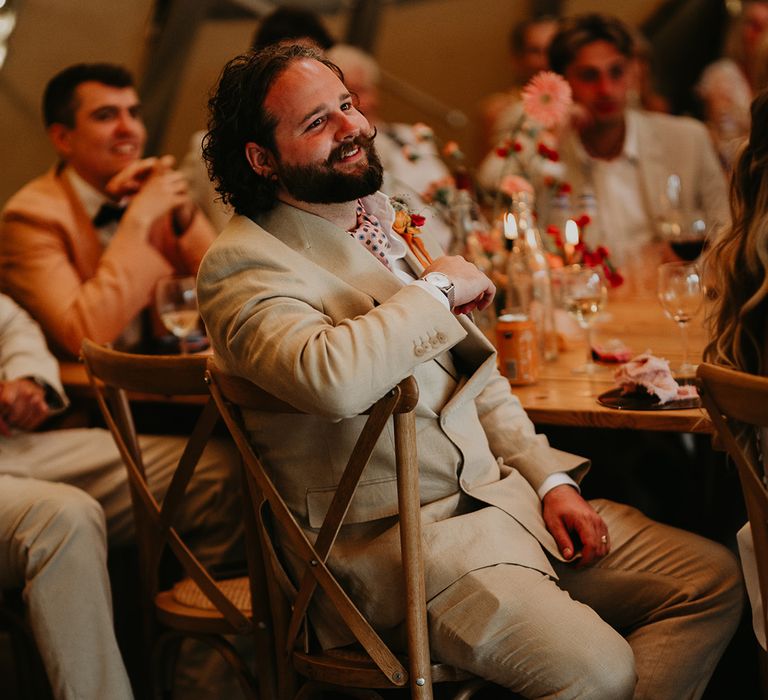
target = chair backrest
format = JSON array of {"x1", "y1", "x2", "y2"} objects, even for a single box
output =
[
  {"x1": 80, "y1": 339, "x2": 250, "y2": 633},
  {"x1": 697, "y1": 362, "x2": 768, "y2": 644},
  {"x1": 204, "y1": 358, "x2": 438, "y2": 698}
]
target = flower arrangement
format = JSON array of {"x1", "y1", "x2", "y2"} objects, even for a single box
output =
[
  {"x1": 544, "y1": 211, "x2": 624, "y2": 287},
  {"x1": 488, "y1": 71, "x2": 623, "y2": 288},
  {"x1": 490, "y1": 71, "x2": 572, "y2": 206}
]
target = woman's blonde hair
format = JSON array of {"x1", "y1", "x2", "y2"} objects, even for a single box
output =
[{"x1": 705, "y1": 88, "x2": 768, "y2": 373}]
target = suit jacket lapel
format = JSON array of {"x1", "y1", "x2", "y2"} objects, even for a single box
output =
[{"x1": 258, "y1": 202, "x2": 404, "y2": 305}]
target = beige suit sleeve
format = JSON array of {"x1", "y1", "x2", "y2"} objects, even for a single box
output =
[
  {"x1": 199, "y1": 237, "x2": 467, "y2": 419},
  {"x1": 474, "y1": 362, "x2": 589, "y2": 492}
]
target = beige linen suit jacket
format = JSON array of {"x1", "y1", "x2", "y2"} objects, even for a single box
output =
[
  {"x1": 198, "y1": 200, "x2": 588, "y2": 645},
  {"x1": 0, "y1": 165, "x2": 215, "y2": 357}
]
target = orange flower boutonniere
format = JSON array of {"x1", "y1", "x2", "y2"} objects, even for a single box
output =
[{"x1": 391, "y1": 197, "x2": 432, "y2": 267}]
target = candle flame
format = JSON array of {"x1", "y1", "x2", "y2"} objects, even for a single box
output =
[
  {"x1": 565, "y1": 219, "x2": 579, "y2": 245},
  {"x1": 503, "y1": 212, "x2": 518, "y2": 239}
]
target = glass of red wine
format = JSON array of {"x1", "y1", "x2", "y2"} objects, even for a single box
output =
[{"x1": 667, "y1": 213, "x2": 707, "y2": 261}]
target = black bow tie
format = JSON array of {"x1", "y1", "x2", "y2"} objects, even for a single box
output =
[{"x1": 92, "y1": 202, "x2": 126, "y2": 228}]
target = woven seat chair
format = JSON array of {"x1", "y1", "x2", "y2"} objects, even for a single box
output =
[{"x1": 80, "y1": 339, "x2": 275, "y2": 699}]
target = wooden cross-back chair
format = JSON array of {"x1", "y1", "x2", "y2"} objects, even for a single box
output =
[
  {"x1": 697, "y1": 362, "x2": 768, "y2": 697},
  {"x1": 80, "y1": 339, "x2": 275, "y2": 700},
  {"x1": 204, "y1": 357, "x2": 491, "y2": 700}
]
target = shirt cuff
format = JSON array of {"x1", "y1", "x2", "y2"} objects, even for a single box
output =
[
  {"x1": 411, "y1": 279, "x2": 450, "y2": 309},
  {"x1": 537, "y1": 472, "x2": 580, "y2": 500}
]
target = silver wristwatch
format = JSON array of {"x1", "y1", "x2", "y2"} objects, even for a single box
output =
[{"x1": 422, "y1": 271, "x2": 455, "y2": 309}]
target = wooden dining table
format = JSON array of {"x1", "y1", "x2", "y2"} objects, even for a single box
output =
[
  {"x1": 502, "y1": 294, "x2": 713, "y2": 434},
  {"x1": 59, "y1": 295, "x2": 712, "y2": 431}
]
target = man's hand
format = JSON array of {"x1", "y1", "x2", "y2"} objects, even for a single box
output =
[
  {"x1": 122, "y1": 156, "x2": 194, "y2": 232},
  {"x1": 422, "y1": 256, "x2": 495, "y2": 315},
  {"x1": 105, "y1": 156, "x2": 164, "y2": 199},
  {"x1": 542, "y1": 484, "x2": 610, "y2": 566},
  {"x1": 0, "y1": 379, "x2": 50, "y2": 435}
]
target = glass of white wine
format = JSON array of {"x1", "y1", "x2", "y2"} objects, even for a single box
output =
[
  {"x1": 554, "y1": 264, "x2": 608, "y2": 374},
  {"x1": 657, "y1": 261, "x2": 703, "y2": 377},
  {"x1": 155, "y1": 275, "x2": 200, "y2": 354}
]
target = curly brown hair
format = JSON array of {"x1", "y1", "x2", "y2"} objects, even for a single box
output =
[
  {"x1": 704, "y1": 88, "x2": 768, "y2": 374},
  {"x1": 202, "y1": 44, "x2": 344, "y2": 219}
]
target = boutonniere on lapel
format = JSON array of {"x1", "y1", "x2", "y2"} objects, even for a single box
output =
[{"x1": 390, "y1": 196, "x2": 433, "y2": 267}]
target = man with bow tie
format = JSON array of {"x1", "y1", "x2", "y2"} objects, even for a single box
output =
[
  {"x1": 198, "y1": 44, "x2": 742, "y2": 698},
  {"x1": 0, "y1": 63, "x2": 215, "y2": 358}
]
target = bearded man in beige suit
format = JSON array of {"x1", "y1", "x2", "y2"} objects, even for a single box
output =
[
  {"x1": 198, "y1": 45, "x2": 743, "y2": 699},
  {"x1": 0, "y1": 63, "x2": 215, "y2": 358}
]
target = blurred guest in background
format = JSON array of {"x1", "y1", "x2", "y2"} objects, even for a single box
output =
[
  {"x1": 0, "y1": 63, "x2": 215, "y2": 359},
  {"x1": 479, "y1": 13, "x2": 728, "y2": 292},
  {"x1": 696, "y1": 0, "x2": 768, "y2": 172},
  {"x1": 477, "y1": 15, "x2": 559, "y2": 155},
  {"x1": 327, "y1": 43, "x2": 455, "y2": 251}
]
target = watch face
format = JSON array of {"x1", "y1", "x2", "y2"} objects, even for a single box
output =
[{"x1": 427, "y1": 272, "x2": 450, "y2": 288}]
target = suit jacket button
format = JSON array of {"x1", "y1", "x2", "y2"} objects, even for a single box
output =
[
  {"x1": 414, "y1": 346, "x2": 425, "y2": 356},
  {"x1": 436, "y1": 332, "x2": 448, "y2": 342},
  {"x1": 429, "y1": 336, "x2": 440, "y2": 346}
]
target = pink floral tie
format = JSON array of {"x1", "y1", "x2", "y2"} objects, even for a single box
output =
[{"x1": 349, "y1": 200, "x2": 392, "y2": 270}]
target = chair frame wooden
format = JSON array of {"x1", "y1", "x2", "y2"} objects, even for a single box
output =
[
  {"x1": 205, "y1": 357, "x2": 489, "y2": 700},
  {"x1": 80, "y1": 339, "x2": 275, "y2": 699},
  {"x1": 698, "y1": 362, "x2": 768, "y2": 696}
]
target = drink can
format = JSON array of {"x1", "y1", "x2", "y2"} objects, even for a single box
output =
[{"x1": 495, "y1": 313, "x2": 538, "y2": 385}]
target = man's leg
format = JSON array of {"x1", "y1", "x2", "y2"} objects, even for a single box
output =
[
  {"x1": 0, "y1": 476, "x2": 133, "y2": 700},
  {"x1": 428, "y1": 562, "x2": 637, "y2": 699},
  {"x1": 555, "y1": 499, "x2": 744, "y2": 700},
  {"x1": 0, "y1": 428, "x2": 242, "y2": 563}
]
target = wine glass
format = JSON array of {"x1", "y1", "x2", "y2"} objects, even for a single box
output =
[
  {"x1": 658, "y1": 175, "x2": 708, "y2": 261},
  {"x1": 657, "y1": 261, "x2": 703, "y2": 376},
  {"x1": 155, "y1": 275, "x2": 200, "y2": 354},
  {"x1": 553, "y1": 265, "x2": 608, "y2": 374}
]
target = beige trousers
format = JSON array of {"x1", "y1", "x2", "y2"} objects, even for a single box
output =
[
  {"x1": 0, "y1": 427, "x2": 243, "y2": 700},
  {"x1": 428, "y1": 499, "x2": 744, "y2": 700},
  {"x1": 0, "y1": 476, "x2": 134, "y2": 700}
]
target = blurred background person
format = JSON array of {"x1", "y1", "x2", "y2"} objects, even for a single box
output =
[
  {"x1": 327, "y1": 42, "x2": 455, "y2": 251},
  {"x1": 477, "y1": 14, "x2": 559, "y2": 156},
  {"x1": 695, "y1": 0, "x2": 768, "y2": 173}
]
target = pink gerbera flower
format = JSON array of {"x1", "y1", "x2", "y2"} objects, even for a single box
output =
[{"x1": 521, "y1": 71, "x2": 572, "y2": 129}]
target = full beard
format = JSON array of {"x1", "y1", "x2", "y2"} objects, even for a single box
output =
[{"x1": 276, "y1": 131, "x2": 384, "y2": 204}]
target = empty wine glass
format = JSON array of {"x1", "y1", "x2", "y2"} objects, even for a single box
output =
[
  {"x1": 657, "y1": 261, "x2": 703, "y2": 376},
  {"x1": 553, "y1": 265, "x2": 608, "y2": 374},
  {"x1": 155, "y1": 275, "x2": 200, "y2": 354}
]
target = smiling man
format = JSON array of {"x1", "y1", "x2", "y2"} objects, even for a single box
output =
[
  {"x1": 198, "y1": 43, "x2": 743, "y2": 698},
  {"x1": 0, "y1": 63, "x2": 215, "y2": 357}
]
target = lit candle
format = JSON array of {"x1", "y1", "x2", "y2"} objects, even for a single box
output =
[
  {"x1": 503, "y1": 212, "x2": 518, "y2": 240},
  {"x1": 564, "y1": 219, "x2": 579, "y2": 263}
]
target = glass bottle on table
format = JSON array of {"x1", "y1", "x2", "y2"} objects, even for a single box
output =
[{"x1": 503, "y1": 191, "x2": 558, "y2": 362}]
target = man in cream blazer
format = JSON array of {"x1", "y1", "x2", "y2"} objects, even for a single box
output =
[
  {"x1": 0, "y1": 63, "x2": 215, "y2": 358},
  {"x1": 477, "y1": 14, "x2": 729, "y2": 283},
  {"x1": 198, "y1": 44, "x2": 743, "y2": 699}
]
